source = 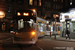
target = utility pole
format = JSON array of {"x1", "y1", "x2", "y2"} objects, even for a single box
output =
[
  {"x1": 54, "y1": 14, "x2": 59, "y2": 39},
  {"x1": 54, "y1": 18, "x2": 56, "y2": 39}
]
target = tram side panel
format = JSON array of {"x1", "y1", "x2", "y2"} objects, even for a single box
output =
[{"x1": 37, "y1": 23, "x2": 46, "y2": 37}]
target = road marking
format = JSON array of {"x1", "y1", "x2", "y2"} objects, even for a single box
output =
[
  {"x1": 0, "y1": 44, "x2": 3, "y2": 50},
  {"x1": 34, "y1": 44, "x2": 43, "y2": 50},
  {"x1": 5, "y1": 37, "x2": 13, "y2": 40}
]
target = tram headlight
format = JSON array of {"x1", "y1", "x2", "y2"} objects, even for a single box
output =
[
  {"x1": 17, "y1": 12, "x2": 21, "y2": 16},
  {"x1": 23, "y1": 12, "x2": 29, "y2": 16},
  {"x1": 31, "y1": 32, "x2": 36, "y2": 36}
]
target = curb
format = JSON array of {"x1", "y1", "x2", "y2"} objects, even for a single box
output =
[
  {"x1": 42, "y1": 36, "x2": 75, "y2": 42},
  {"x1": 51, "y1": 39, "x2": 75, "y2": 42}
]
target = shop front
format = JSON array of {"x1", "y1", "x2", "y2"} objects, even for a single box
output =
[{"x1": 60, "y1": 8, "x2": 75, "y2": 39}]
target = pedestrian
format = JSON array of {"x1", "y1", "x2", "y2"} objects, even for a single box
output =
[{"x1": 66, "y1": 29, "x2": 70, "y2": 39}]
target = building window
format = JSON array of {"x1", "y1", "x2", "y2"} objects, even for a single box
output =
[
  {"x1": 70, "y1": 0, "x2": 72, "y2": 5},
  {"x1": 56, "y1": 5, "x2": 58, "y2": 9},
  {"x1": 17, "y1": 0, "x2": 24, "y2": 3},
  {"x1": 38, "y1": 11, "x2": 41, "y2": 17},
  {"x1": 61, "y1": 0, "x2": 63, "y2": 2},
  {"x1": 39, "y1": 0, "x2": 41, "y2": 6},
  {"x1": 58, "y1": 5, "x2": 60, "y2": 9},
  {"x1": 72, "y1": 22, "x2": 75, "y2": 32},
  {"x1": 48, "y1": 3, "x2": 51, "y2": 8},
  {"x1": 53, "y1": 4, "x2": 55, "y2": 9},
  {"x1": 29, "y1": 0, "x2": 33, "y2": 5},
  {"x1": 34, "y1": 0, "x2": 37, "y2": 6},
  {"x1": 6, "y1": 0, "x2": 15, "y2": 2},
  {"x1": 70, "y1": 2, "x2": 72, "y2": 5},
  {"x1": 6, "y1": 0, "x2": 12, "y2": 1},
  {"x1": 60, "y1": 5, "x2": 63, "y2": 8},
  {"x1": 54, "y1": 0, "x2": 55, "y2": 2},
  {"x1": 45, "y1": 2, "x2": 47, "y2": 7}
]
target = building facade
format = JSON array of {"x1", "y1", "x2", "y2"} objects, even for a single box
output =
[
  {"x1": 59, "y1": 0, "x2": 75, "y2": 39},
  {"x1": 0, "y1": 0, "x2": 64, "y2": 32}
]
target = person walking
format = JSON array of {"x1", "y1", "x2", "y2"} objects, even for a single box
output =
[{"x1": 66, "y1": 29, "x2": 70, "y2": 39}]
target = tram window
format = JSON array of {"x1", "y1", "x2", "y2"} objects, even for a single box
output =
[
  {"x1": 18, "y1": 19, "x2": 35, "y2": 30},
  {"x1": 24, "y1": 22, "x2": 31, "y2": 28}
]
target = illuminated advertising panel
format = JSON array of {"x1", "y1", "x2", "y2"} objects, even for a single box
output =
[{"x1": 60, "y1": 8, "x2": 75, "y2": 22}]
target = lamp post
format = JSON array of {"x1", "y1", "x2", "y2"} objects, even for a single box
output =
[
  {"x1": 55, "y1": 17, "x2": 56, "y2": 39},
  {"x1": 32, "y1": 9, "x2": 37, "y2": 17},
  {"x1": 0, "y1": 11, "x2": 5, "y2": 32},
  {"x1": 32, "y1": 9, "x2": 37, "y2": 22},
  {"x1": 54, "y1": 14, "x2": 59, "y2": 39}
]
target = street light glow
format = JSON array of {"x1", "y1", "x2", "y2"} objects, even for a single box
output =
[
  {"x1": 33, "y1": 9, "x2": 36, "y2": 12},
  {"x1": 56, "y1": 15, "x2": 59, "y2": 17},
  {"x1": 17, "y1": 12, "x2": 21, "y2": 16},
  {"x1": 0, "y1": 11, "x2": 5, "y2": 18},
  {"x1": 0, "y1": 12, "x2": 3, "y2": 15}
]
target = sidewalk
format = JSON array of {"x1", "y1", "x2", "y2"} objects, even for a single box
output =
[{"x1": 42, "y1": 35, "x2": 75, "y2": 42}]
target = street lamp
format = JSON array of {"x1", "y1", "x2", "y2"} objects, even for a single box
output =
[
  {"x1": 0, "y1": 11, "x2": 5, "y2": 18},
  {"x1": 17, "y1": 12, "x2": 21, "y2": 16},
  {"x1": 53, "y1": 14, "x2": 59, "y2": 39},
  {"x1": 32, "y1": 9, "x2": 37, "y2": 23},
  {"x1": 32, "y1": 9, "x2": 37, "y2": 16},
  {"x1": 0, "y1": 11, "x2": 5, "y2": 32},
  {"x1": 33, "y1": 9, "x2": 36, "y2": 12}
]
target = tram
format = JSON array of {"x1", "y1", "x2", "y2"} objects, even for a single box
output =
[
  {"x1": 37, "y1": 17, "x2": 46, "y2": 37},
  {"x1": 12, "y1": 9, "x2": 38, "y2": 45},
  {"x1": 52, "y1": 22, "x2": 60, "y2": 35}
]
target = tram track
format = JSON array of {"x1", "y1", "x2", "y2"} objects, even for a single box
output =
[
  {"x1": 34, "y1": 44, "x2": 43, "y2": 50},
  {"x1": 17, "y1": 44, "x2": 43, "y2": 50}
]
